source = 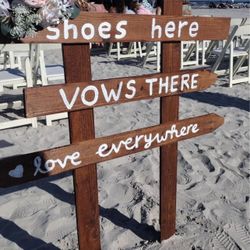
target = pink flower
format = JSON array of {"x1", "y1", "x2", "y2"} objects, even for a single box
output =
[{"x1": 38, "y1": 0, "x2": 75, "y2": 27}]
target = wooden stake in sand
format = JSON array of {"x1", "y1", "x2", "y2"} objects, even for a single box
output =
[
  {"x1": 62, "y1": 44, "x2": 100, "y2": 250},
  {"x1": 0, "y1": 0, "x2": 230, "y2": 249},
  {"x1": 160, "y1": 0, "x2": 182, "y2": 240}
]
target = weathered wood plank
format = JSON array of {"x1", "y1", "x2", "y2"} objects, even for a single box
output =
[
  {"x1": 160, "y1": 0, "x2": 181, "y2": 241},
  {"x1": 24, "y1": 70, "x2": 217, "y2": 117},
  {"x1": 0, "y1": 114, "x2": 224, "y2": 188},
  {"x1": 62, "y1": 44, "x2": 101, "y2": 250},
  {"x1": 20, "y1": 13, "x2": 230, "y2": 43}
]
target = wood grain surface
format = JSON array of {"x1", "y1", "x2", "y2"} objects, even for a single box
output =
[
  {"x1": 21, "y1": 13, "x2": 230, "y2": 43},
  {"x1": 0, "y1": 114, "x2": 224, "y2": 188},
  {"x1": 62, "y1": 44, "x2": 101, "y2": 250},
  {"x1": 24, "y1": 70, "x2": 217, "y2": 117},
  {"x1": 160, "y1": 0, "x2": 182, "y2": 241}
]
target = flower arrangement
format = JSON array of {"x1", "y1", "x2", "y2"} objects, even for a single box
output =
[{"x1": 0, "y1": 0, "x2": 81, "y2": 40}]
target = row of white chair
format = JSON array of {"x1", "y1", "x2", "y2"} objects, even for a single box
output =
[
  {"x1": 181, "y1": 18, "x2": 250, "y2": 87},
  {"x1": 0, "y1": 44, "x2": 65, "y2": 130},
  {"x1": 108, "y1": 42, "x2": 161, "y2": 72},
  {"x1": 0, "y1": 45, "x2": 33, "y2": 130}
]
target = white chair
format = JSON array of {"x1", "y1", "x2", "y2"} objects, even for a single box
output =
[
  {"x1": 181, "y1": 41, "x2": 199, "y2": 68},
  {"x1": 0, "y1": 44, "x2": 31, "y2": 91},
  {"x1": 38, "y1": 50, "x2": 64, "y2": 86},
  {"x1": 108, "y1": 41, "x2": 160, "y2": 71},
  {"x1": 0, "y1": 57, "x2": 38, "y2": 130},
  {"x1": 229, "y1": 30, "x2": 250, "y2": 87},
  {"x1": 139, "y1": 42, "x2": 161, "y2": 72},
  {"x1": 211, "y1": 18, "x2": 250, "y2": 86},
  {"x1": 34, "y1": 44, "x2": 67, "y2": 126},
  {"x1": 0, "y1": 44, "x2": 30, "y2": 70},
  {"x1": 31, "y1": 44, "x2": 64, "y2": 86},
  {"x1": 108, "y1": 42, "x2": 142, "y2": 60},
  {"x1": 181, "y1": 40, "x2": 211, "y2": 69},
  {"x1": 0, "y1": 69, "x2": 28, "y2": 92},
  {"x1": 45, "y1": 112, "x2": 68, "y2": 126}
]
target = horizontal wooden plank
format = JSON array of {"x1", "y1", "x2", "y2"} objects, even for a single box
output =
[
  {"x1": 20, "y1": 13, "x2": 230, "y2": 43},
  {"x1": 24, "y1": 70, "x2": 216, "y2": 117},
  {"x1": 0, "y1": 114, "x2": 223, "y2": 187}
]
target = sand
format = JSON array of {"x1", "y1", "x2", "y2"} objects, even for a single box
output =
[
  {"x1": 192, "y1": 8, "x2": 250, "y2": 18},
  {"x1": 0, "y1": 8, "x2": 249, "y2": 250}
]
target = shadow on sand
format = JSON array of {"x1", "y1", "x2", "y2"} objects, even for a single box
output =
[
  {"x1": 0, "y1": 217, "x2": 59, "y2": 249},
  {"x1": 183, "y1": 91, "x2": 250, "y2": 112},
  {"x1": 0, "y1": 174, "x2": 160, "y2": 246}
]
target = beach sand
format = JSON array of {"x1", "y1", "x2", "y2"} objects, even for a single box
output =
[{"x1": 0, "y1": 8, "x2": 249, "y2": 250}]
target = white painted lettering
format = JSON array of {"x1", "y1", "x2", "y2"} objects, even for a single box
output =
[
  {"x1": 47, "y1": 26, "x2": 60, "y2": 40},
  {"x1": 96, "y1": 123, "x2": 200, "y2": 158},
  {"x1": 180, "y1": 126, "x2": 187, "y2": 136},
  {"x1": 123, "y1": 137, "x2": 134, "y2": 150},
  {"x1": 145, "y1": 78, "x2": 158, "y2": 96},
  {"x1": 170, "y1": 75, "x2": 179, "y2": 93},
  {"x1": 59, "y1": 87, "x2": 80, "y2": 110},
  {"x1": 101, "y1": 82, "x2": 123, "y2": 103},
  {"x1": 159, "y1": 77, "x2": 169, "y2": 94},
  {"x1": 189, "y1": 22, "x2": 199, "y2": 37},
  {"x1": 165, "y1": 21, "x2": 175, "y2": 38},
  {"x1": 96, "y1": 144, "x2": 110, "y2": 158},
  {"x1": 178, "y1": 21, "x2": 188, "y2": 37},
  {"x1": 33, "y1": 152, "x2": 81, "y2": 176},
  {"x1": 191, "y1": 74, "x2": 199, "y2": 89},
  {"x1": 151, "y1": 18, "x2": 162, "y2": 39},
  {"x1": 98, "y1": 22, "x2": 111, "y2": 39},
  {"x1": 191, "y1": 123, "x2": 199, "y2": 133},
  {"x1": 64, "y1": 20, "x2": 78, "y2": 39},
  {"x1": 81, "y1": 85, "x2": 99, "y2": 106},
  {"x1": 115, "y1": 20, "x2": 128, "y2": 39},
  {"x1": 125, "y1": 80, "x2": 136, "y2": 99},
  {"x1": 181, "y1": 74, "x2": 190, "y2": 91},
  {"x1": 81, "y1": 23, "x2": 95, "y2": 40}
]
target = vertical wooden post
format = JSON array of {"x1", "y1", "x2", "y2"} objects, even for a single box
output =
[
  {"x1": 62, "y1": 44, "x2": 101, "y2": 250},
  {"x1": 160, "y1": 0, "x2": 182, "y2": 241}
]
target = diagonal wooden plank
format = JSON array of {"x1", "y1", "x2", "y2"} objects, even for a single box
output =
[{"x1": 0, "y1": 114, "x2": 224, "y2": 188}]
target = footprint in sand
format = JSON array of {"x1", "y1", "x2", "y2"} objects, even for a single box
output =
[
  {"x1": 213, "y1": 227, "x2": 240, "y2": 250},
  {"x1": 199, "y1": 155, "x2": 215, "y2": 172},
  {"x1": 177, "y1": 173, "x2": 192, "y2": 185},
  {"x1": 224, "y1": 224, "x2": 250, "y2": 250},
  {"x1": 214, "y1": 168, "x2": 225, "y2": 184}
]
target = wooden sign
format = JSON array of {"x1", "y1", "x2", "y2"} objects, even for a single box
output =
[
  {"x1": 24, "y1": 70, "x2": 216, "y2": 117},
  {"x1": 0, "y1": 114, "x2": 223, "y2": 188},
  {"x1": 0, "y1": 1, "x2": 230, "y2": 248},
  {"x1": 22, "y1": 13, "x2": 230, "y2": 44}
]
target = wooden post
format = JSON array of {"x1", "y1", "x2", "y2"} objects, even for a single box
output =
[
  {"x1": 160, "y1": 0, "x2": 182, "y2": 241},
  {"x1": 62, "y1": 44, "x2": 101, "y2": 250}
]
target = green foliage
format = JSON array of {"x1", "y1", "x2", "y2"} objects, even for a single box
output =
[
  {"x1": 0, "y1": 1, "x2": 79, "y2": 39},
  {"x1": 8, "y1": 4, "x2": 42, "y2": 39}
]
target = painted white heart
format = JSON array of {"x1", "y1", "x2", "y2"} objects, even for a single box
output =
[{"x1": 8, "y1": 165, "x2": 24, "y2": 178}]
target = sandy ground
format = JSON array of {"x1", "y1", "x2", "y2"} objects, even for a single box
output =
[
  {"x1": 0, "y1": 8, "x2": 250, "y2": 250},
  {"x1": 192, "y1": 8, "x2": 250, "y2": 18}
]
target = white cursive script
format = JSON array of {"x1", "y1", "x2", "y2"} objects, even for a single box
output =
[
  {"x1": 96, "y1": 123, "x2": 199, "y2": 158},
  {"x1": 33, "y1": 152, "x2": 82, "y2": 176}
]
